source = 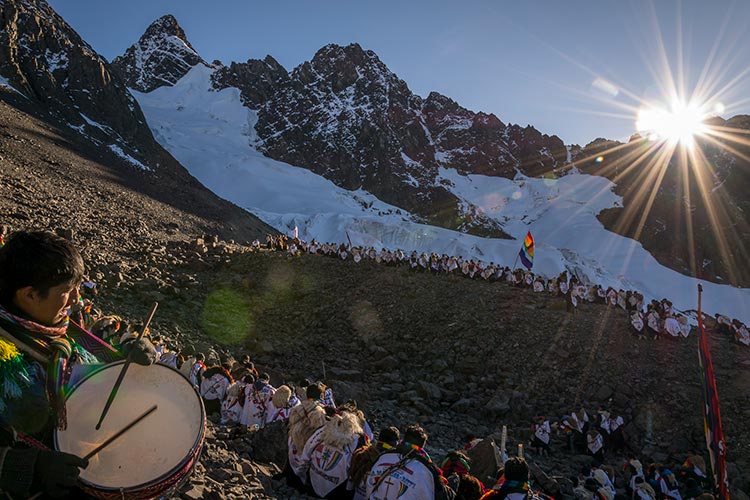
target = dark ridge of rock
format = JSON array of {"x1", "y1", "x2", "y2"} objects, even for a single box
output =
[
  {"x1": 573, "y1": 117, "x2": 750, "y2": 287},
  {"x1": 211, "y1": 55, "x2": 289, "y2": 109}
]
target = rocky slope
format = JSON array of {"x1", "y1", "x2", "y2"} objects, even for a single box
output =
[
  {"x1": 0, "y1": 0, "x2": 274, "y2": 245},
  {"x1": 573, "y1": 121, "x2": 750, "y2": 287}
]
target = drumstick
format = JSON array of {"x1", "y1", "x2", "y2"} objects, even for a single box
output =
[
  {"x1": 85, "y1": 405, "x2": 158, "y2": 460},
  {"x1": 26, "y1": 406, "x2": 158, "y2": 500},
  {"x1": 95, "y1": 302, "x2": 158, "y2": 430}
]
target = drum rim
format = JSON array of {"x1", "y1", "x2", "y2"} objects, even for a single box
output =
[{"x1": 55, "y1": 360, "x2": 207, "y2": 492}]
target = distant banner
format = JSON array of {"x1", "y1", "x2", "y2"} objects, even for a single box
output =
[
  {"x1": 697, "y1": 289, "x2": 730, "y2": 500},
  {"x1": 518, "y1": 231, "x2": 534, "y2": 269}
]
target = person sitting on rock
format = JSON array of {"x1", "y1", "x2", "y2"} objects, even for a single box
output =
[
  {"x1": 631, "y1": 311, "x2": 645, "y2": 339},
  {"x1": 663, "y1": 314, "x2": 681, "y2": 339},
  {"x1": 479, "y1": 456, "x2": 543, "y2": 500},
  {"x1": 677, "y1": 315, "x2": 692, "y2": 338},
  {"x1": 286, "y1": 383, "x2": 328, "y2": 488},
  {"x1": 586, "y1": 429, "x2": 604, "y2": 466},
  {"x1": 736, "y1": 320, "x2": 750, "y2": 346},
  {"x1": 269, "y1": 384, "x2": 300, "y2": 422},
  {"x1": 367, "y1": 424, "x2": 453, "y2": 499},
  {"x1": 531, "y1": 416, "x2": 551, "y2": 457},
  {"x1": 657, "y1": 468, "x2": 681, "y2": 500},
  {"x1": 349, "y1": 426, "x2": 401, "y2": 500},
  {"x1": 714, "y1": 314, "x2": 731, "y2": 335},
  {"x1": 221, "y1": 379, "x2": 244, "y2": 425},
  {"x1": 633, "y1": 475, "x2": 656, "y2": 500},
  {"x1": 159, "y1": 344, "x2": 182, "y2": 369},
  {"x1": 645, "y1": 306, "x2": 661, "y2": 340},
  {"x1": 200, "y1": 362, "x2": 233, "y2": 416},
  {"x1": 566, "y1": 408, "x2": 589, "y2": 454},
  {"x1": 0, "y1": 230, "x2": 156, "y2": 499},
  {"x1": 240, "y1": 372, "x2": 276, "y2": 430},
  {"x1": 602, "y1": 412, "x2": 625, "y2": 452},
  {"x1": 300, "y1": 411, "x2": 365, "y2": 499},
  {"x1": 679, "y1": 455, "x2": 709, "y2": 492},
  {"x1": 625, "y1": 457, "x2": 645, "y2": 495},
  {"x1": 188, "y1": 352, "x2": 206, "y2": 387}
]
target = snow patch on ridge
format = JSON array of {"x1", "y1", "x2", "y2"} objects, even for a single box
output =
[{"x1": 133, "y1": 65, "x2": 750, "y2": 324}]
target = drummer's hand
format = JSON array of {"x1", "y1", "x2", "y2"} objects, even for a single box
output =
[
  {"x1": 122, "y1": 338, "x2": 158, "y2": 365},
  {"x1": 34, "y1": 450, "x2": 88, "y2": 498}
]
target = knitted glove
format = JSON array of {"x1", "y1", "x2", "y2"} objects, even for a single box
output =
[
  {"x1": 33, "y1": 449, "x2": 88, "y2": 498},
  {"x1": 0, "y1": 447, "x2": 37, "y2": 498},
  {"x1": 121, "y1": 338, "x2": 158, "y2": 365}
]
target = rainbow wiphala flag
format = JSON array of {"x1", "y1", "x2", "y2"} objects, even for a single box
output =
[{"x1": 518, "y1": 231, "x2": 534, "y2": 269}]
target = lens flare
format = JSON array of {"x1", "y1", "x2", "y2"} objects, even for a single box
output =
[{"x1": 636, "y1": 100, "x2": 708, "y2": 148}]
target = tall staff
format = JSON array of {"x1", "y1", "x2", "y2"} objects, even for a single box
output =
[{"x1": 696, "y1": 284, "x2": 730, "y2": 500}]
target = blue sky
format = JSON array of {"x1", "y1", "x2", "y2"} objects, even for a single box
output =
[{"x1": 50, "y1": 0, "x2": 750, "y2": 146}]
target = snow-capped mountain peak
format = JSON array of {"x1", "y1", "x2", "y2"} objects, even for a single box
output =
[{"x1": 110, "y1": 14, "x2": 207, "y2": 93}]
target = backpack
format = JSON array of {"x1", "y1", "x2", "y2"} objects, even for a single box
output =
[
  {"x1": 413, "y1": 454, "x2": 456, "y2": 500},
  {"x1": 349, "y1": 444, "x2": 382, "y2": 490}
]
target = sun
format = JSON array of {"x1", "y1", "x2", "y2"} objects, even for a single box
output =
[{"x1": 635, "y1": 100, "x2": 708, "y2": 148}]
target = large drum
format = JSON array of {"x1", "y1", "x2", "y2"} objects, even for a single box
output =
[{"x1": 56, "y1": 361, "x2": 205, "y2": 499}]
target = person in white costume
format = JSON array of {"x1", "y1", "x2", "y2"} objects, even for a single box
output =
[
  {"x1": 220, "y1": 381, "x2": 244, "y2": 424},
  {"x1": 299, "y1": 412, "x2": 364, "y2": 498},
  {"x1": 285, "y1": 383, "x2": 328, "y2": 487},
  {"x1": 240, "y1": 372, "x2": 276, "y2": 430},
  {"x1": 366, "y1": 425, "x2": 440, "y2": 500}
]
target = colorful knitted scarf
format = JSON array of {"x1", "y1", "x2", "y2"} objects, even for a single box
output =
[
  {"x1": 0, "y1": 303, "x2": 99, "y2": 429},
  {"x1": 0, "y1": 337, "x2": 31, "y2": 413},
  {"x1": 0, "y1": 303, "x2": 71, "y2": 358},
  {"x1": 494, "y1": 479, "x2": 531, "y2": 498}
]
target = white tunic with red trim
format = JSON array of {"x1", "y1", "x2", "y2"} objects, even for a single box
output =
[
  {"x1": 240, "y1": 383, "x2": 276, "y2": 427},
  {"x1": 220, "y1": 396, "x2": 243, "y2": 424}
]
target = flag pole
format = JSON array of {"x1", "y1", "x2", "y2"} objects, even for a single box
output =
[{"x1": 697, "y1": 283, "x2": 730, "y2": 500}]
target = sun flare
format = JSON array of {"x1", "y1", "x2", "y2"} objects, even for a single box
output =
[{"x1": 635, "y1": 100, "x2": 708, "y2": 148}]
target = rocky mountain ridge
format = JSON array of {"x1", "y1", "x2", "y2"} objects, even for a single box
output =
[{"x1": 114, "y1": 18, "x2": 567, "y2": 236}]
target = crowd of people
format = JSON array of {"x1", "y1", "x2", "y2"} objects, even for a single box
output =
[
  {"x1": 154, "y1": 343, "x2": 718, "y2": 500},
  {"x1": 261, "y1": 234, "x2": 750, "y2": 346},
  {"x1": 0, "y1": 229, "x2": 732, "y2": 499}
]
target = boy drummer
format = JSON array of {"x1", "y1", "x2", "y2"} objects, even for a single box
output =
[{"x1": 0, "y1": 231, "x2": 155, "y2": 498}]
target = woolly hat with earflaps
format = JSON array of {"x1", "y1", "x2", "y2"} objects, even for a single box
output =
[
  {"x1": 320, "y1": 412, "x2": 363, "y2": 449},
  {"x1": 272, "y1": 385, "x2": 292, "y2": 408}
]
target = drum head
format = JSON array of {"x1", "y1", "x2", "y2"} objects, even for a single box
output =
[{"x1": 56, "y1": 362, "x2": 205, "y2": 490}]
